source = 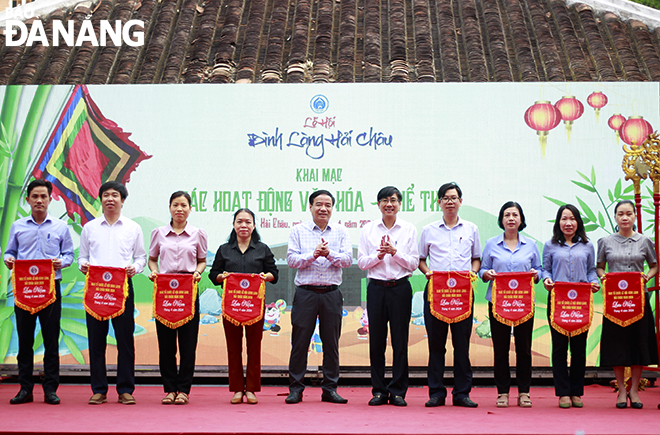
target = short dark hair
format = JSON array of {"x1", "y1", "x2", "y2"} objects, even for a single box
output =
[
  {"x1": 228, "y1": 208, "x2": 261, "y2": 244},
  {"x1": 99, "y1": 181, "x2": 128, "y2": 200},
  {"x1": 497, "y1": 201, "x2": 527, "y2": 231},
  {"x1": 309, "y1": 189, "x2": 335, "y2": 205},
  {"x1": 169, "y1": 190, "x2": 191, "y2": 206},
  {"x1": 438, "y1": 182, "x2": 462, "y2": 200},
  {"x1": 614, "y1": 200, "x2": 635, "y2": 215},
  {"x1": 551, "y1": 204, "x2": 588, "y2": 246},
  {"x1": 377, "y1": 186, "x2": 402, "y2": 202},
  {"x1": 27, "y1": 179, "x2": 52, "y2": 196}
]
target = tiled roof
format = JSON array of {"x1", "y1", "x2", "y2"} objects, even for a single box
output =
[{"x1": 2, "y1": 0, "x2": 660, "y2": 84}]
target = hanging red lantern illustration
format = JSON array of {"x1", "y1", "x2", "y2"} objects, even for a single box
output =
[
  {"x1": 524, "y1": 101, "x2": 562, "y2": 157},
  {"x1": 554, "y1": 96, "x2": 584, "y2": 142},
  {"x1": 619, "y1": 116, "x2": 653, "y2": 147},
  {"x1": 607, "y1": 114, "x2": 626, "y2": 144},
  {"x1": 587, "y1": 91, "x2": 608, "y2": 122}
]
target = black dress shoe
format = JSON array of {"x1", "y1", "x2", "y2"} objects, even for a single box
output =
[
  {"x1": 425, "y1": 396, "x2": 445, "y2": 407},
  {"x1": 285, "y1": 391, "x2": 303, "y2": 404},
  {"x1": 321, "y1": 390, "x2": 348, "y2": 404},
  {"x1": 390, "y1": 395, "x2": 407, "y2": 407},
  {"x1": 44, "y1": 392, "x2": 60, "y2": 405},
  {"x1": 10, "y1": 390, "x2": 33, "y2": 405},
  {"x1": 453, "y1": 397, "x2": 478, "y2": 408},
  {"x1": 616, "y1": 400, "x2": 627, "y2": 409},
  {"x1": 368, "y1": 393, "x2": 388, "y2": 406},
  {"x1": 630, "y1": 400, "x2": 643, "y2": 409}
]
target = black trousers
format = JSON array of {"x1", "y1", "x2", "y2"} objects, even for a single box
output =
[
  {"x1": 15, "y1": 281, "x2": 61, "y2": 394},
  {"x1": 156, "y1": 297, "x2": 200, "y2": 394},
  {"x1": 288, "y1": 286, "x2": 343, "y2": 394},
  {"x1": 423, "y1": 286, "x2": 473, "y2": 400},
  {"x1": 488, "y1": 302, "x2": 533, "y2": 394},
  {"x1": 367, "y1": 279, "x2": 411, "y2": 398},
  {"x1": 86, "y1": 279, "x2": 135, "y2": 395}
]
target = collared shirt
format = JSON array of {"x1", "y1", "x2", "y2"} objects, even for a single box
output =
[
  {"x1": 597, "y1": 233, "x2": 657, "y2": 275},
  {"x1": 208, "y1": 238, "x2": 279, "y2": 285},
  {"x1": 4, "y1": 214, "x2": 74, "y2": 280},
  {"x1": 357, "y1": 217, "x2": 419, "y2": 280},
  {"x1": 149, "y1": 223, "x2": 208, "y2": 273},
  {"x1": 287, "y1": 220, "x2": 353, "y2": 286},
  {"x1": 79, "y1": 214, "x2": 146, "y2": 273},
  {"x1": 542, "y1": 238, "x2": 598, "y2": 284},
  {"x1": 419, "y1": 217, "x2": 481, "y2": 272},
  {"x1": 479, "y1": 233, "x2": 542, "y2": 302}
]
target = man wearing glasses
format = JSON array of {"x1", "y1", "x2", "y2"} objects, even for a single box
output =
[
  {"x1": 358, "y1": 186, "x2": 419, "y2": 407},
  {"x1": 418, "y1": 182, "x2": 481, "y2": 408}
]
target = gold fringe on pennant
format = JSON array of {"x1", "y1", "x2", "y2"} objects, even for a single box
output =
[
  {"x1": 492, "y1": 274, "x2": 535, "y2": 327},
  {"x1": 549, "y1": 288, "x2": 593, "y2": 337},
  {"x1": 153, "y1": 275, "x2": 198, "y2": 329},
  {"x1": 83, "y1": 269, "x2": 128, "y2": 321},
  {"x1": 222, "y1": 273, "x2": 265, "y2": 327},
  {"x1": 428, "y1": 271, "x2": 475, "y2": 324},
  {"x1": 11, "y1": 262, "x2": 56, "y2": 314},
  {"x1": 602, "y1": 275, "x2": 645, "y2": 327}
]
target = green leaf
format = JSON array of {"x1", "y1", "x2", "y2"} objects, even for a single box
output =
[
  {"x1": 587, "y1": 324, "x2": 602, "y2": 356},
  {"x1": 107, "y1": 336, "x2": 117, "y2": 346},
  {"x1": 33, "y1": 330, "x2": 43, "y2": 351},
  {"x1": 620, "y1": 195, "x2": 635, "y2": 200},
  {"x1": 598, "y1": 211, "x2": 606, "y2": 228},
  {"x1": 576, "y1": 197, "x2": 597, "y2": 222},
  {"x1": 584, "y1": 224, "x2": 599, "y2": 232},
  {"x1": 61, "y1": 332, "x2": 85, "y2": 364},
  {"x1": 0, "y1": 305, "x2": 14, "y2": 323},
  {"x1": 61, "y1": 307, "x2": 86, "y2": 320},
  {"x1": 62, "y1": 296, "x2": 83, "y2": 305},
  {"x1": 608, "y1": 189, "x2": 614, "y2": 203},
  {"x1": 532, "y1": 324, "x2": 551, "y2": 340},
  {"x1": 61, "y1": 281, "x2": 76, "y2": 296},
  {"x1": 571, "y1": 180, "x2": 596, "y2": 193},
  {"x1": 645, "y1": 223, "x2": 654, "y2": 232},
  {"x1": 576, "y1": 170, "x2": 591, "y2": 184},
  {"x1": 0, "y1": 318, "x2": 13, "y2": 361},
  {"x1": 614, "y1": 179, "x2": 622, "y2": 198},
  {"x1": 60, "y1": 318, "x2": 87, "y2": 338},
  {"x1": 590, "y1": 166, "x2": 596, "y2": 185},
  {"x1": 623, "y1": 183, "x2": 635, "y2": 194},
  {"x1": 544, "y1": 196, "x2": 566, "y2": 207}
]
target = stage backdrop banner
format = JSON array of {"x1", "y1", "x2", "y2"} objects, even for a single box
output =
[{"x1": 0, "y1": 82, "x2": 658, "y2": 370}]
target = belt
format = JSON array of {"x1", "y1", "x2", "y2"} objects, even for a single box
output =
[
  {"x1": 299, "y1": 284, "x2": 339, "y2": 293},
  {"x1": 370, "y1": 277, "x2": 409, "y2": 287}
]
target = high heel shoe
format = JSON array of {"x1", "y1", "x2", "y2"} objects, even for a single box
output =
[
  {"x1": 628, "y1": 393, "x2": 643, "y2": 409},
  {"x1": 616, "y1": 394, "x2": 627, "y2": 409},
  {"x1": 231, "y1": 391, "x2": 244, "y2": 404}
]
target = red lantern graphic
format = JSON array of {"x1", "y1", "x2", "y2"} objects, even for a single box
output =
[
  {"x1": 607, "y1": 113, "x2": 626, "y2": 144},
  {"x1": 587, "y1": 91, "x2": 608, "y2": 122},
  {"x1": 524, "y1": 101, "x2": 562, "y2": 157},
  {"x1": 554, "y1": 96, "x2": 584, "y2": 142},
  {"x1": 619, "y1": 116, "x2": 653, "y2": 147}
]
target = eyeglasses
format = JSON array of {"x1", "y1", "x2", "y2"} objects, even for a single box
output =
[
  {"x1": 441, "y1": 196, "x2": 460, "y2": 203},
  {"x1": 379, "y1": 198, "x2": 400, "y2": 204}
]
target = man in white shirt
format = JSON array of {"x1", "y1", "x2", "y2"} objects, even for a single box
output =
[
  {"x1": 79, "y1": 181, "x2": 146, "y2": 405},
  {"x1": 358, "y1": 186, "x2": 418, "y2": 407}
]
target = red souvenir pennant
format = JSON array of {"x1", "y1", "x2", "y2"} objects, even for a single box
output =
[
  {"x1": 83, "y1": 265, "x2": 128, "y2": 321},
  {"x1": 427, "y1": 271, "x2": 475, "y2": 323},
  {"x1": 222, "y1": 273, "x2": 265, "y2": 326},
  {"x1": 602, "y1": 272, "x2": 645, "y2": 327},
  {"x1": 153, "y1": 273, "x2": 198, "y2": 329},
  {"x1": 12, "y1": 259, "x2": 56, "y2": 314},
  {"x1": 492, "y1": 271, "x2": 535, "y2": 327},
  {"x1": 550, "y1": 282, "x2": 593, "y2": 336}
]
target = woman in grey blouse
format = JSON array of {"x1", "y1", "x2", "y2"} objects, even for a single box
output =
[{"x1": 596, "y1": 200, "x2": 658, "y2": 409}]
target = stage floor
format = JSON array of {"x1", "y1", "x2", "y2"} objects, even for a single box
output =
[{"x1": 0, "y1": 384, "x2": 658, "y2": 435}]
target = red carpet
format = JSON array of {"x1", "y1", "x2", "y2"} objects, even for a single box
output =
[{"x1": 0, "y1": 384, "x2": 658, "y2": 435}]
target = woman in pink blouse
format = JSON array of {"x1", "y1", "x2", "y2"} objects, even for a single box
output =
[{"x1": 148, "y1": 191, "x2": 208, "y2": 405}]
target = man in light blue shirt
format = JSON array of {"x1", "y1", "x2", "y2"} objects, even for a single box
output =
[
  {"x1": 418, "y1": 182, "x2": 481, "y2": 408},
  {"x1": 285, "y1": 189, "x2": 353, "y2": 404},
  {"x1": 4, "y1": 179, "x2": 74, "y2": 405}
]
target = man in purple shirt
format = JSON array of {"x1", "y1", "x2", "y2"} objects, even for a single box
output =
[
  {"x1": 285, "y1": 189, "x2": 353, "y2": 404},
  {"x1": 4, "y1": 179, "x2": 74, "y2": 405}
]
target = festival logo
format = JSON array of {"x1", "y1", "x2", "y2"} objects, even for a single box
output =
[
  {"x1": 240, "y1": 279, "x2": 250, "y2": 289},
  {"x1": 169, "y1": 279, "x2": 179, "y2": 289},
  {"x1": 618, "y1": 280, "x2": 628, "y2": 290},
  {"x1": 567, "y1": 289, "x2": 578, "y2": 300},
  {"x1": 509, "y1": 279, "x2": 519, "y2": 289},
  {"x1": 446, "y1": 277, "x2": 457, "y2": 288},
  {"x1": 29, "y1": 265, "x2": 39, "y2": 276},
  {"x1": 102, "y1": 271, "x2": 113, "y2": 282},
  {"x1": 310, "y1": 95, "x2": 329, "y2": 114}
]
